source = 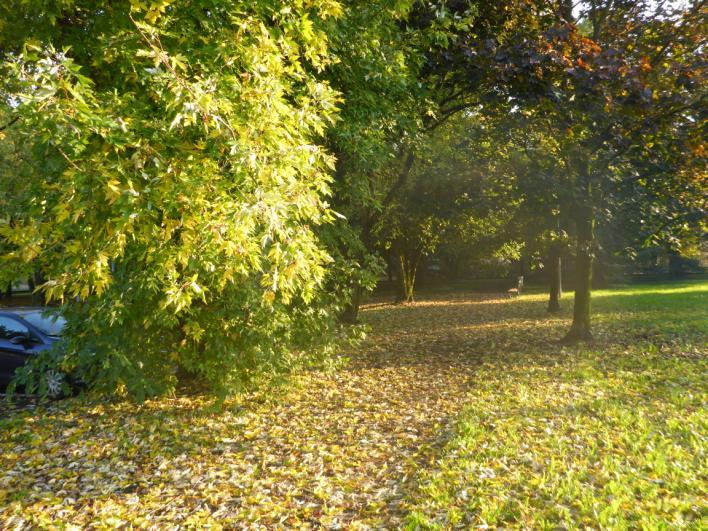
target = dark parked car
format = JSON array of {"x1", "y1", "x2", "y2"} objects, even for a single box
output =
[{"x1": 0, "y1": 307, "x2": 67, "y2": 396}]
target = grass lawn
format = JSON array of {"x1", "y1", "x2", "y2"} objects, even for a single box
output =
[
  {"x1": 406, "y1": 281, "x2": 707, "y2": 529},
  {"x1": 1, "y1": 280, "x2": 706, "y2": 528}
]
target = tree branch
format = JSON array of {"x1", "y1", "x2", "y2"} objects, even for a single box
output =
[
  {"x1": 0, "y1": 116, "x2": 19, "y2": 132},
  {"x1": 424, "y1": 102, "x2": 476, "y2": 133},
  {"x1": 360, "y1": 149, "x2": 415, "y2": 243},
  {"x1": 381, "y1": 150, "x2": 415, "y2": 209}
]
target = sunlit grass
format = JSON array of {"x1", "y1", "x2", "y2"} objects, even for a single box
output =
[{"x1": 405, "y1": 280, "x2": 707, "y2": 529}]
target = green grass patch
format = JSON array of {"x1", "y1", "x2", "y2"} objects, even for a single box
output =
[{"x1": 405, "y1": 280, "x2": 707, "y2": 529}]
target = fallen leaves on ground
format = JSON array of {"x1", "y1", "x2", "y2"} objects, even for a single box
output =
[
  {"x1": 1, "y1": 292, "x2": 503, "y2": 528},
  {"x1": 1, "y1": 282, "x2": 705, "y2": 528}
]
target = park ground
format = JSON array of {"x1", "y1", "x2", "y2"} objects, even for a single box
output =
[{"x1": 0, "y1": 280, "x2": 706, "y2": 528}]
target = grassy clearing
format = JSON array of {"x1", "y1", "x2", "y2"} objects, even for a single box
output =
[
  {"x1": 406, "y1": 281, "x2": 707, "y2": 529},
  {"x1": 0, "y1": 281, "x2": 705, "y2": 528}
]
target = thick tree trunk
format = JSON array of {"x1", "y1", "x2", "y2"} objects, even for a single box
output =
[
  {"x1": 562, "y1": 206, "x2": 594, "y2": 343},
  {"x1": 547, "y1": 251, "x2": 562, "y2": 313}
]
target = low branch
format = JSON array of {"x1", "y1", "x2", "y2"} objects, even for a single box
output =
[
  {"x1": 360, "y1": 149, "x2": 415, "y2": 245},
  {"x1": 424, "y1": 102, "x2": 476, "y2": 133},
  {"x1": 0, "y1": 116, "x2": 19, "y2": 132}
]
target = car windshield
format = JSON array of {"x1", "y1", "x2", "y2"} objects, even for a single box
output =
[{"x1": 22, "y1": 312, "x2": 66, "y2": 337}]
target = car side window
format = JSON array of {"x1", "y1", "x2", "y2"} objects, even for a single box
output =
[{"x1": 0, "y1": 317, "x2": 31, "y2": 340}]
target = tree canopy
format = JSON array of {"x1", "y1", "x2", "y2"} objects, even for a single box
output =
[{"x1": 0, "y1": 0, "x2": 704, "y2": 398}]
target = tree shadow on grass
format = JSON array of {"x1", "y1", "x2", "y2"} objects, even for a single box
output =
[
  {"x1": 357, "y1": 283, "x2": 706, "y2": 370},
  {"x1": 351, "y1": 292, "x2": 571, "y2": 371},
  {"x1": 2, "y1": 293, "x2": 507, "y2": 525}
]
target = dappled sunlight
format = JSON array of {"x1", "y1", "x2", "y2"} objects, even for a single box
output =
[
  {"x1": 2, "y1": 281, "x2": 706, "y2": 527},
  {"x1": 407, "y1": 343, "x2": 706, "y2": 527},
  {"x1": 0, "y1": 0, "x2": 703, "y2": 525},
  {"x1": 592, "y1": 282, "x2": 707, "y2": 298},
  {"x1": 362, "y1": 293, "x2": 511, "y2": 312}
]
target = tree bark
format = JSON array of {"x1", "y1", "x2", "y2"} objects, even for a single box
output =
[
  {"x1": 0, "y1": 283, "x2": 11, "y2": 301},
  {"x1": 386, "y1": 251, "x2": 395, "y2": 282},
  {"x1": 547, "y1": 251, "x2": 562, "y2": 313},
  {"x1": 394, "y1": 265, "x2": 407, "y2": 303},
  {"x1": 28, "y1": 272, "x2": 47, "y2": 306},
  {"x1": 395, "y1": 249, "x2": 420, "y2": 304},
  {"x1": 562, "y1": 205, "x2": 594, "y2": 342}
]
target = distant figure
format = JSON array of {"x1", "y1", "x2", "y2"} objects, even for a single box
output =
[{"x1": 507, "y1": 276, "x2": 524, "y2": 298}]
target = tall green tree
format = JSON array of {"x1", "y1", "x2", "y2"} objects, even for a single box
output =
[
  {"x1": 330, "y1": 0, "x2": 552, "y2": 318},
  {"x1": 319, "y1": 0, "x2": 426, "y2": 321},
  {"x1": 379, "y1": 112, "x2": 520, "y2": 302},
  {"x1": 0, "y1": 0, "x2": 344, "y2": 398}
]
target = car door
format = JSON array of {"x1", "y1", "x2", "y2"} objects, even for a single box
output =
[{"x1": 0, "y1": 316, "x2": 36, "y2": 386}]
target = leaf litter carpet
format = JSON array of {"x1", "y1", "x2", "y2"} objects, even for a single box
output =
[{"x1": 1, "y1": 292, "x2": 554, "y2": 528}]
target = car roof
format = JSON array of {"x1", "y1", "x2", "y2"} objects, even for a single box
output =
[{"x1": 0, "y1": 307, "x2": 51, "y2": 316}]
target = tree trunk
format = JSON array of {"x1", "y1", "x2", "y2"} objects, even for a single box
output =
[
  {"x1": 28, "y1": 272, "x2": 47, "y2": 306},
  {"x1": 0, "y1": 283, "x2": 11, "y2": 301},
  {"x1": 667, "y1": 249, "x2": 684, "y2": 278},
  {"x1": 395, "y1": 250, "x2": 420, "y2": 304},
  {"x1": 547, "y1": 251, "x2": 562, "y2": 313},
  {"x1": 562, "y1": 205, "x2": 594, "y2": 343},
  {"x1": 341, "y1": 283, "x2": 363, "y2": 324},
  {"x1": 394, "y1": 268, "x2": 407, "y2": 303},
  {"x1": 386, "y1": 251, "x2": 395, "y2": 282},
  {"x1": 341, "y1": 149, "x2": 416, "y2": 320}
]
